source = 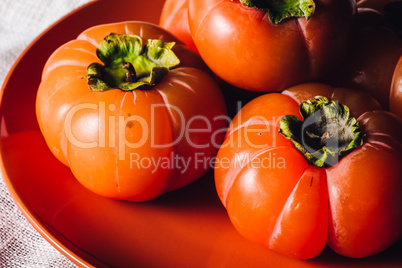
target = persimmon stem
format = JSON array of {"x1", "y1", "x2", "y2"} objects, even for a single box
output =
[
  {"x1": 122, "y1": 62, "x2": 136, "y2": 83},
  {"x1": 239, "y1": 0, "x2": 316, "y2": 24},
  {"x1": 279, "y1": 96, "x2": 365, "y2": 167},
  {"x1": 86, "y1": 33, "x2": 180, "y2": 91}
]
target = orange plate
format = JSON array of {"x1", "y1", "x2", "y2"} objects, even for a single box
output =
[{"x1": 0, "y1": 0, "x2": 401, "y2": 267}]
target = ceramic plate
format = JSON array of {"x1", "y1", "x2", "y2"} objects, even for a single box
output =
[{"x1": 1, "y1": 0, "x2": 401, "y2": 267}]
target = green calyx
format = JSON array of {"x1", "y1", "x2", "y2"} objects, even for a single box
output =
[
  {"x1": 240, "y1": 0, "x2": 315, "y2": 24},
  {"x1": 87, "y1": 33, "x2": 180, "y2": 91},
  {"x1": 279, "y1": 96, "x2": 365, "y2": 168}
]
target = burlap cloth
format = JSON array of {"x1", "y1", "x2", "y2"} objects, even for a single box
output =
[{"x1": 0, "y1": 1, "x2": 91, "y2": 266}]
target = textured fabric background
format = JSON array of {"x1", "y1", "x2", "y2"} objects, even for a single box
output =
[{"x1": 0, "y1": 1, "x2": 91, "y2": 267}]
